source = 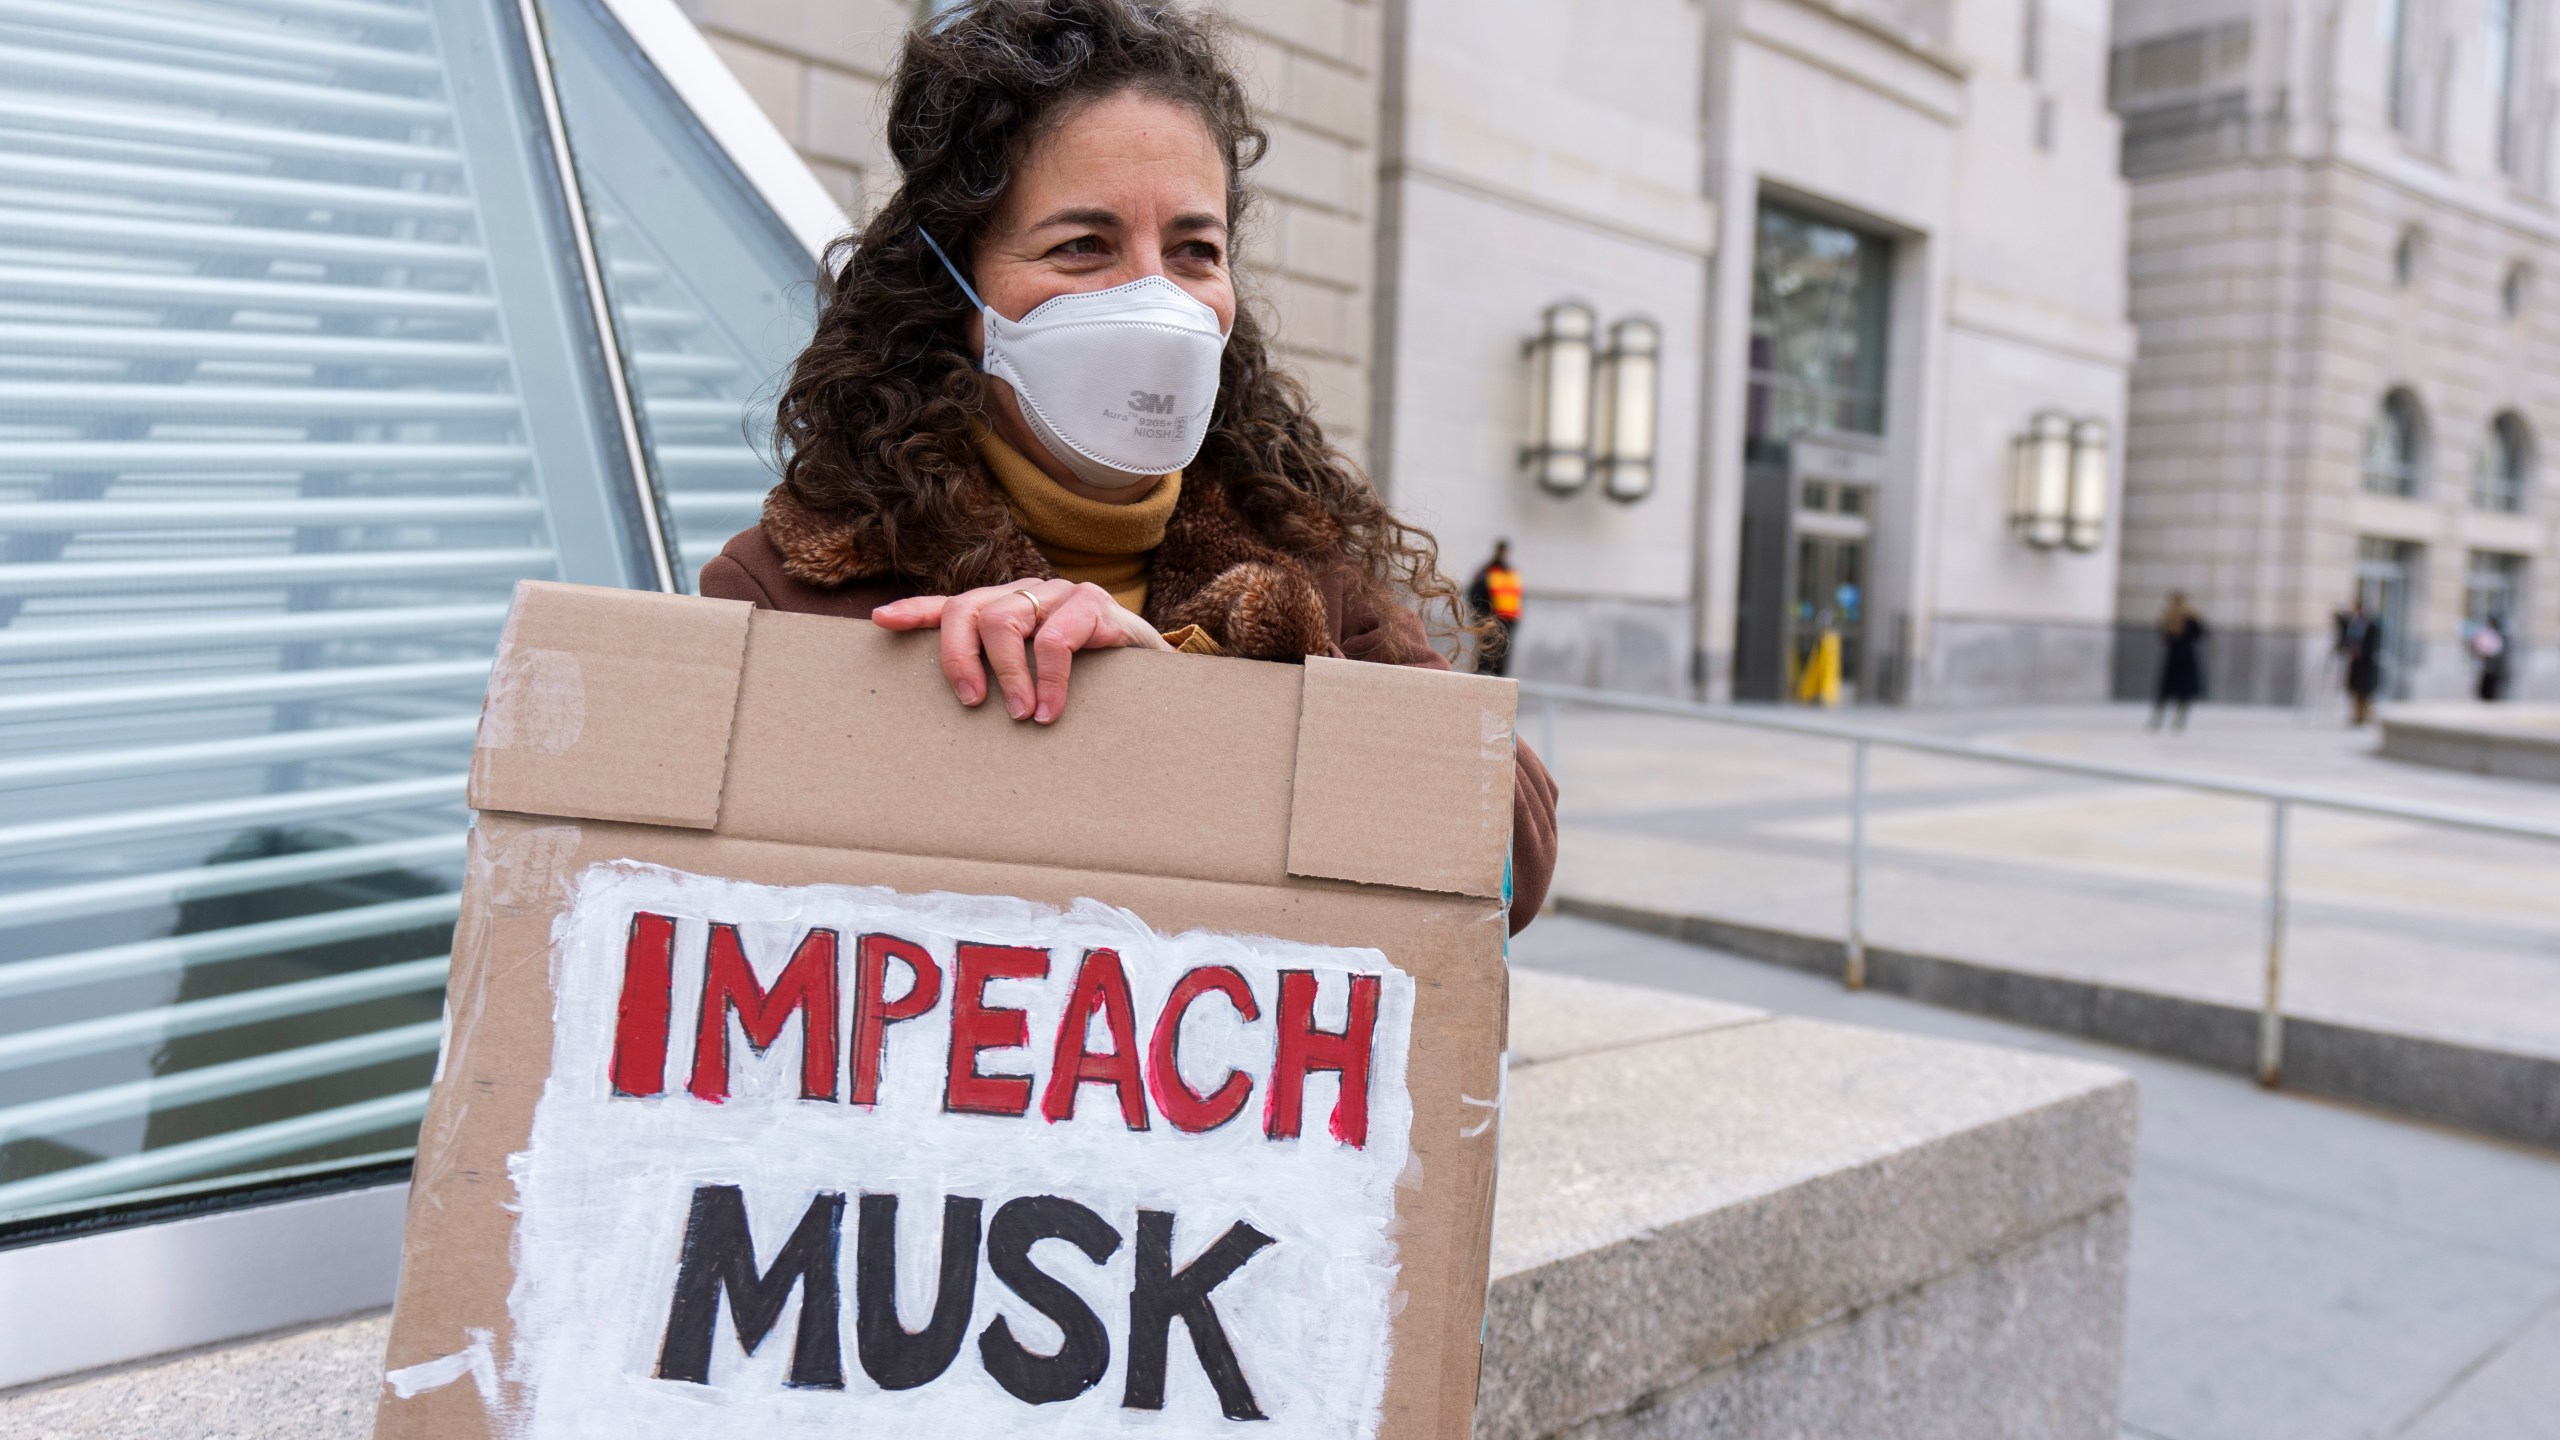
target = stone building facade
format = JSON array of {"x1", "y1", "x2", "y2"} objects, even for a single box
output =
[
  {"x1": 2110, "y1": 0, "x2": 2560, "y2": 702},
  {"x1": 676, "y1": 0, "x2": 2134, "y2": 704},
  {"x1": 1375, "y1": 0, "x2": 2133, "y2": 701}
]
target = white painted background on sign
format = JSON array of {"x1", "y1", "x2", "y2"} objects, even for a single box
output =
[{"x1": 498, "y1": 862, "x2": 1416, "y2": 1440}]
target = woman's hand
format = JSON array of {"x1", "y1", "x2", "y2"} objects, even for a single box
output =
[{"x1": 872, "y1": 580, "x2": 1170, "y2": 724}]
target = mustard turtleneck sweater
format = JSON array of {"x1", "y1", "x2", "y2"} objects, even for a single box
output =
[{"x1": 975, "y1": 429, "x2": 1178, "y2": 614}]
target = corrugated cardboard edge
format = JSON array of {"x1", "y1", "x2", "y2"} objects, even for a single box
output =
[
  {"x1": 468, "y1": 582, "x2": 751, "y2": 830},
  {"x1": 1286, "y1": 656, "x2": 1517, "y2": 899},
  {"x1": 713, "y1": 607, "x2": 1305, "y2": 886}
]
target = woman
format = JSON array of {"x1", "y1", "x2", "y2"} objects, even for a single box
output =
[
  {"x1": 700, "y1": 0, "x2": 1557, "y2": 930},
  {"x1": 2470, "y1": 613, "x2": 2510, "y2": 702},
  {"x1": 2149, "y1": 592, "x2": 2205, "y2": 732},
  {"x1": 2337, "y1": 599, "x2": 2383, "y2": 726}
]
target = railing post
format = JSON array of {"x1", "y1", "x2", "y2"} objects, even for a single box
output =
[
  {"x1": 1846, "y1": 738, "x2": 1869, "y2": 990},
  {"x1": 2259, "y1": 799, "x2": 2290, "y2": 1088},
  {"x1": 1541, "y1": 695, "x2": 1560, "y2": 770}
]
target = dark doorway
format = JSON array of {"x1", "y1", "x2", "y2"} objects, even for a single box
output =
[{"x1": 1736, "y1": 202, "x2": 1892, "y2": 702}]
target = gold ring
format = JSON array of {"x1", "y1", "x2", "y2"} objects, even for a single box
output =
[{"x1": 1013, "y1": 587, "x2": 1045, "y2": 624}]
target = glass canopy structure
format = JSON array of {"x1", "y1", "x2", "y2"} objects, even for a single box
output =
[{"x1": 0, "y1": 0, "x2": 826, "y2": 1273}]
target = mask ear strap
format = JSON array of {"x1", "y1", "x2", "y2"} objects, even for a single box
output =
[{"x1": 916, "y1": 228, "x2": 987, "y2": 312}]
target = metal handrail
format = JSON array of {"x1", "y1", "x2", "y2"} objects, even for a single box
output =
[{"x1": 1518, "y1": 681, "x2": 2560, "y2": 1085}]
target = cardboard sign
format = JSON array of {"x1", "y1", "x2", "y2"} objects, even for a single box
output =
[{"x1": 375, "y1": 582, "x2": 1516, "y2": 1440}]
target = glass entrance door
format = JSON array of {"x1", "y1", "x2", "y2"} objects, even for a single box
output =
[
  {"x1": 1793, "y1": 533, "x2": 1867, "y2": 701},
  {"x1": 1788, "y1": 480, "x2": 1870, "y2": 703},
  {"x1": 1736, "y1": 200, "x2": 1890, "y2": 704},
  {"x1": 2355, "y1": 538, "x2": 2422, "y2": 700}
]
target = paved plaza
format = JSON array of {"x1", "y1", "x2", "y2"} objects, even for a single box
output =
[
  {"x1": 1532, "y1": 700, "x2": 2560, "y2": 1065},
  {"x1": 1513, "y1": 913, "x2": 2560, "y2": 1440}
]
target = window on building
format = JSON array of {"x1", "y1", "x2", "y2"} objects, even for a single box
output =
[
  {"x1": 2362, "y1": 390, "x2": 2429, "y2": 497},
  {"x1": 2107, "y1": 21, "x2": 2255, "y2": 174},
  {"x1": 0, "y1": 0, "x2": 816, "y2": 1234},
  {"x1": 2505, "y1": 262, "x2": 2533, "y2": 318},
  {"x1": 1799, "y1": 481, "x2": 1873, "y2": 517},
  {"x1": 2110, "y1": 21, "x2": 2253, "y2": 112},
  {"x1": 2394, "y1": 226, "x2": 2424, "y2": 288},
  {"x1": 2477, "y1": 412, "x2": 2534, "y2": 512},
  {"x1": 1746, "y1": 207, "x2": 1893, "y2": 460},
  {"x1": 2383, "y1": 0, "x2": 2413, "y2": 134},
  {"x1": 2489, "y1": 0, "x2": 2522, "y2": 174},
  {"x1": 2467, "y1": 550, "x2": 2528, "y2": 634}
]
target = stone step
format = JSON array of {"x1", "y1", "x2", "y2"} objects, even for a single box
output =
[{"x1": 1483, "y1": 968, "x2": 2135, "y2": 1439}]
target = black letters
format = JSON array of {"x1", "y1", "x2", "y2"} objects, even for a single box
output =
[
  {"x1": 1123, "y1": 1210, "x2": 1275, "y2": 1419},
  {"x1": 855, "y1": 1194, "x2": 982, "y2": 1390},
  {"x1": 656, "y1": 1184, "x2": 1278, "y2": 1416},
  {"x1": 656, "y1": 1184, "x2": 845, "y2": 1390},
  {"x1": 976, "y1": 1195, "x2": 1123, "y2": 1405}
]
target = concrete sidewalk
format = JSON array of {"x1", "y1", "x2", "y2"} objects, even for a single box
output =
[
  {"x1": 1535, "y1": 701, "x2": 2560, "y2": 1114},
  {"x1": 1513, "y1": 912, "x2": 2560, "y2": 1440}
]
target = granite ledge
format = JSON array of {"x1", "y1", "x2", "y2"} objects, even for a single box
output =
[
  {"x1": 0, "y1": 969, "x2": 2135, "y2": 1440},
  {"x1": 1477, "y1": 982, "x2": 2136, "y2": 1440}
]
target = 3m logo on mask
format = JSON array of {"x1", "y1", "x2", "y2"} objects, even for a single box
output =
[{"x1": 1128, "y1": 390, "x2": 1179, "y2": 415}]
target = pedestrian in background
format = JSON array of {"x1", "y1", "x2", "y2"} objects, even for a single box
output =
[
  {"x1": 2149, "y1": 591, "x2": 2206, "y2": 732},
  {"x1": 2471, "y1": 612, "x2": 2511, "y2": 702},
  {"x1": 1466, "y1": 539, "x2": 1522, "y2": 676},
  {"x1": 2337, "y1": 598, "x2": 2384, "y2": 726}
]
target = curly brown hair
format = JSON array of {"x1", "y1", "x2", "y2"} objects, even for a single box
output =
[{"x1": 769, "y1": 0, "x2": 1467, "y2": 647}]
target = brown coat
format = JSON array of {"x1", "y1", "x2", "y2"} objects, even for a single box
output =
[{"x1": 699, "y1": 488, "x2": 1559, "y2": 933}]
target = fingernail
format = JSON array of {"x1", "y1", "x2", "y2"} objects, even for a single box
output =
[
  {"x1": 959, "y1": 683, "x2": 981, "y2": 705},
  {"x1": 1007, "y1": 696, "x2": 1028, "y2": 720}
]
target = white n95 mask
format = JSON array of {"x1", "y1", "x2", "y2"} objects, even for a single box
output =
[{"x1": 921, "y1": 228, "x2": 1229, "y2": 488}]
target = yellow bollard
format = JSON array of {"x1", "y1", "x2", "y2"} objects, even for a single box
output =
[{"x1": 1794, "y1": 630, "x2": 1842, "y2": 707}]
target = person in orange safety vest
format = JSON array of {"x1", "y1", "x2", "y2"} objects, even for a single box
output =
[{"x1": 1466, "y1": 540, "x2": 1523, "y2": 676}]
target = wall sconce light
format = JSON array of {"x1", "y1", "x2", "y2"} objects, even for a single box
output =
[
  {"x1": 2011, "y1": 411, "x2": 2108, "y2": 551},
  {"x1": 1593, "y1": 316, "x2": 1661, "y2": 503},
  {"x1": 1523, "y1": 301, "x2": 1596, "y2": 495},
  {"x1": 2066, "y1": 417, "x2": 2109, "y2": 551}
]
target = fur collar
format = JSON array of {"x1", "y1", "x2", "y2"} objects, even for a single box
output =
[{"x1": 761, "y1": 467, "x2": 1337, "y2": 661}]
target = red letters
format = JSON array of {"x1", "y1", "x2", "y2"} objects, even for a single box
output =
[
  {"x1": 1263, "y1": 971, "x2": 1380, "y2": 1147},
  {"x1": 611, "y1": 911, "x2": 678, "y2": 1096},
  {"x1": 1040, "y1": 949, "x2": 1149, "y2": 1129},
  {"x1": 688, "y1": 924, "x2": 841, "y2": 1103},
  {"x1": 1146, "y1": 966, "x2": 1258, "y2": 1133},
  {"x1": 945, "y1": 944, "x2": 1049, "y2": 1116},
  {"x1": 619, "y1": 907, "x2": 1394, "y2": 1152},
  {"x1": 849, "y1": 934, "x2": 943, "y2": 1106}
]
